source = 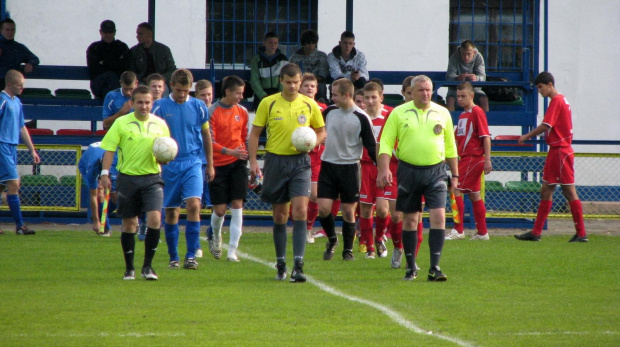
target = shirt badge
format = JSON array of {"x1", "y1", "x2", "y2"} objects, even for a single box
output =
[
  {"x1": 298, "y1": 114, "x2": 307, "y2": 125},
  {"x1": 434, "y1": 124, "x2": 443, "y2": 135}
]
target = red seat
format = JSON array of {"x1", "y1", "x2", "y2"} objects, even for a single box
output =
[
  {"x1": 27, "y1": 128, "x2": 54, "y2": 135},
  {"x1": 56, "y1": 129, "x2": 93, "y2": 136},
  {"x1": 494, "y1": 135, "x2": 532, "y2": 147},
  {"x1": 95, "y1": 129, "x2": 108, "y2": 136}
]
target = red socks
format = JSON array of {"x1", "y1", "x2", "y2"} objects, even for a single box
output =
[
  {"x1": 331, "y1": 200, "x2": 341, "y2": 217},
  {"x1": 532, "y1": 200, "x2": 553, "y2": 236},
  {"x1": 375, "y1": 215, "x2": 388, "y2": 242},
  {"x1": 569, "y1": 200, "x2": 586, "y2": 237},
  {"x1": 389, "y1": 220, "x2": 402, "y2": 249},
  {"x1": 472, "y1": 199, "x2": 488, "y2": 235},
  {"x1": 307, "y1": 200, "x2": 319, "y2": 231},
  {"x1": 415, "y1": 220, "x2": 423, "y2": 256},
  {"x1": 359, "y1": 217, "x2": 373, "y2": 250}
]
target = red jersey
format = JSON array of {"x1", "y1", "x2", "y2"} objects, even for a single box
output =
[
  {"x1": 209, "y1": 101, "x2": 249, "y2": 166},
  {"x1": 542, "y1": 94, "x2": 573, "y2": 147},
  {"x1": 361, "y1": 108, "x2": 389, "y2": 163},
  {"x1": 455, "y1": 105, "x2": 491, "y2": 158},
  {"x1": 377, "y1": 111, "x2": 399, "y2": 166},
  {"x1": 309, "y1": 101, "x2": 328, "y2": 159}
]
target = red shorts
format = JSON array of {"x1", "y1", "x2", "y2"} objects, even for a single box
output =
[
  {"x1": 543, "y1": 146, "x2": 575, "y2": 185},
  {"x1": 359, "y1": 161, "x2": 384, "y2": 204},
  {"x1": 381, "y1": 160, "x2": 398, "y2": 200},
  {"x1": 309, "y1": 148, "x2": 322, "y2": 182},
  {"x1": 457, "y1": 156, "x2": 485, "y2": 193}
]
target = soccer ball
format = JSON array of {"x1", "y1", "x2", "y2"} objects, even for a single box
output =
[
  {"x1": 291, "y1": 127, "x2": 317, "y2": 152},
  {"x1": 152, "y1": 136, "x2": 178, "y2": 163}
]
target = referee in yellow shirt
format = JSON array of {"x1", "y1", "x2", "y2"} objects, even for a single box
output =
[
  {"x1": 100, "y1": 85, "x2": 171, "y2": 281},
  {"x1": 249, "y1": 63, "x2": 326, "y2": 283},
  {"x1": 377, "y1": 75, "x2": 459, "y2": 282}
]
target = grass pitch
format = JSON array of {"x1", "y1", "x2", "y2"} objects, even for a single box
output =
[{"x1": 0, "y1": 229, "x2": 618, "y2": 346}]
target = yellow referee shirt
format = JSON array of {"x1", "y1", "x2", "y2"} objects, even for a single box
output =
[
  {"x1": 100, "y1": 112, "x2": 171, "y2": 175},
  {"x1": 379, "y1": 101, "x2": 457, "y2": 166},
  {"x1": 252, "y1": 93, "x2": 324, "y2": 155}
]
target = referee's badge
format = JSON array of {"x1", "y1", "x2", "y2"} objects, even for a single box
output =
[
  {"x1": 434, "y1": 124, "x2": 443, "y2": 135},
  {"x1": 297, "y1": 114, "x2": 307, "y2": 125}
]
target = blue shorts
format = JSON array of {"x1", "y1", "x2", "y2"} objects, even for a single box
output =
[
  {"x1": 162, "y1": 158, "x2": 203, "y2": 208},
  {"x1": 0, "y1": 142, "x2": 18, "y2": 184}
]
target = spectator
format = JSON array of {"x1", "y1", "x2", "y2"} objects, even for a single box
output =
[
  {"x1": 327, "y1": 31, "x2": 368, "y2": 90},
  {"x1": 127, "y1": 22, "x2": 176, "y2": 84},
  {"x1": 0, "y1": 70, "x2": 40, "y2": 235},
  {"x1": 289, "y1": 30, "x2": 329, "y2": 101},
  {"x1": 102, "y1": 71, "x2": 138, "y2": 130},
  {"x1": 446, "y1": 40, "x2": 489, "y2": 111},
  {"x1": 250, "y1": 31, "x2": 288, "y2": 110},
  {"x1": 0, "y1": 18, "x2": 39, "y2": 90},
  {"x1": 86, "y1": 20, "x2": 129, "y2": 98},
  {"x1": 146, "y1": 73, "x2": 166, "y2": 101}
]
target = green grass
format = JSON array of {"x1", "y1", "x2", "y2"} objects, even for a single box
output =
[{"x1": 0, "y1": 230, "x2": 618, "y2": 346}]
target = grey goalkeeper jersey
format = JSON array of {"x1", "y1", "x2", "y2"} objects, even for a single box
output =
[{"x1": 320, "y1": 104, "x2": 377, "y2": 165}]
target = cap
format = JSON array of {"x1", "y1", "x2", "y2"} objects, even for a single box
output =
[{"x1": 100, "y1": 20, "x2": 116, "y2": 33}]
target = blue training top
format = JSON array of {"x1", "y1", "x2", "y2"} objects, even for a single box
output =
[
  {"x1": 102, "y1": 88, "x2": 131, "y2": 120},
  {"x1": 78, "y1": 142, "x2": 118, "y2": 189},
  {"x1": 0, "y1": 91, "x2": 25, "y2": 145},
  {"x1": 152, "y1": 95, "x2": 209, "y2": 161}
]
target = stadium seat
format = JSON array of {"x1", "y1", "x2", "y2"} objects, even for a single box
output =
[
  {"x1": 494, "y1": 135, "x2": 533, "y2": 147},
  {"x1": 20, "y1": 175, "x2": 59, "y2": 186},
  {"x1": 27, "y1": 128, "x2": 54, "y2": 135},
  {"x1": 19, "y1": 87, "x2": 54, "y2": 99},
  {"x1": 59, "y1": 175, "x2": 77, "y2": 186},
  {"x1": 56, "y1": 129, "x2": 93, "y2": 135},
  {"x1": 505, "y1": 181, "x2": 542, "y2": 193},
  {"x1": 383, "y1": 93, "x2": 404, "y2": 107},
  {"x1": 485, "y1": 180, "x2": 505, "y2": 192},
  {"x1": 54, "y1": 88, "x2": 92, "y2": 99},
  {"x1": 95, "y1": 129, "x2": 108, "y2": 136},
  {"x1": 489, "y1": 96, "x2": 523, "y2": 106}
]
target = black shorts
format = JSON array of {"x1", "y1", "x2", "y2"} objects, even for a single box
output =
[
  {"x1": 209, "y1": 160, "x2": 249, "y2": 205},
  {"x1": 261, "y1": 152, "x2": 311, "y2": 204},
  {"x1": 116, "y1": 173, "x2": 164, "y2": 218},
  {"x1": 395, "y1": 161, "x2": 448, "y2": 213},
  {"x1": 317, "y1": 161, "x2": 360, "y2": 203}
]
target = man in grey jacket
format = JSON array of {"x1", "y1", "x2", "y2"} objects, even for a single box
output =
[
  {"x1": 127, "y1": 22, "x2": 176, "y2": 85},
  {"x1": 289, "y1": 30, "x2": 329, "y2": 101},
  {"x1": 445, "y1": 40, "x2": 488, "y2": 111},
  {"x1": 327, "y1": 31, "x2": 368, "y2": 90}
]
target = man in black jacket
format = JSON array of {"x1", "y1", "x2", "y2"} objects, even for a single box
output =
[{"x1": 86, "y1": 20, "x2": 129, "y2": 98}]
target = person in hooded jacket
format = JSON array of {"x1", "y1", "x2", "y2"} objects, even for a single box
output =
[
  {"x1": 250, "y1": 31, "x2": 288, "y2": 110},
  {"x1": 289, "y1": 30, "x2": 329, "y2": 101},
  {"x1": 327, "y1": 31, "x2": 368, "y2": 90}
]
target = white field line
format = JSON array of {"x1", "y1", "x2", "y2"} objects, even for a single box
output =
[
  {"x1": 10, "y1": 332, "x2": 186, "y2": 338},
  {"x1": 234, "y1": 248, "x2": 475, "y2": 347},
  {"x1": 488, "y1": 331, "x2": 619, "y2": 336}
]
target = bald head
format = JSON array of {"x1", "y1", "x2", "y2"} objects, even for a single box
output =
[
  {"x1": 5, "y1": 69, "x2": 23, "y2": 84},
  {"x1": 4, "y1": 70, "x2": 24, "y2": 97}
]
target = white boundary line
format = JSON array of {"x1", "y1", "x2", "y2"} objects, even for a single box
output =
[{"x1": 235, "y1": 249, "x2": 475, "y2": 347}]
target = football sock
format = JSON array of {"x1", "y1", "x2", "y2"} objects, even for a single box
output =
[
  {"x1": 211, "y1": 211, "x2": 225, "y2": 237},
  {"x1": 164, "y1": 223, "x2": 179, "y2": 261},
  {"x1": 273, "y1": 223, "x2": 287, "y2": 263},
  {"x1": 7, "y1": 194, "x2": 23, "y2": 229},
  {"x1": 331, "y1": 200, "x2": 341, "y2": 217},
  {"x1": 360, "y1": 217, "x2": 374, "y2": 250},
  {"x1": 389, "y1": 220, "x2": 403, "y2": 249},
  {"x1": 416, "y1": 221, "x2": 423, "y2": 257},
  {"x1": 454, "y1": 195, "x2": 465, "y2": 233},
  {"x1": 342, "y1": 221, "x2": 356, "y2": 251},
  {"x1": 229, "y1": 208, "x2": 243, "y2": 250},
  {"x1": 532, "y1": 200, "x2": 553, "y2": 236},
  {"x1": 569, "y1": 200, "x2": 586, "y2": 237},
  {"x1": 429, "y1": 229, "x2": 445, "y2": 269},
  {"x1": 292, "y1": 220, "x2": 306, "y2": 262},
  {"x1": 402, "y1": 230, "x2": 417, "y2": 270},
  {"x1": 185, "y1": 221, "x2": 200, "y2": 259},
  {"x1": 472, "y1": 199, "x2": 488, "y2": 235},
  {"x1": 319, "y1": 214, "x2": 337, "y2": 245},
  {"x1": 143, "y1": 227, "x2": 160, "y2": 268},
  {"x1": 375, "y1": 215, "x2": 388, "y2": 241},
  {"x1": 307, "y1": 200, "x2": 319, "y2": 230},
  {"x1": 121, "y1": 232, "x2": 135, "y2": 271}
]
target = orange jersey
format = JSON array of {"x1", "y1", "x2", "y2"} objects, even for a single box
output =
[{"x1": 208, "y1": 101, "x2": 249, "y2": 166}]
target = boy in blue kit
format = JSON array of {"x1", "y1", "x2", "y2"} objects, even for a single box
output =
[
  {"x1": 78, "y1": 141, "x2": 118, "y2": 236},
  {"x1": 152, "y1": 69, "x2": 215, "y2": 270},
  {"x1": 102, "y1": 71, "x2": 138, "y2": 130},
  {"x1": 0, "y1": 70, "x2": 40, "y2": 235}
]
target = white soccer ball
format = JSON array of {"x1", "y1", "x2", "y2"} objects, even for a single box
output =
[
  {"x1": 291, "y1": 127, "x2": 317, "y2": 152},
  {"x1": 152, "y1": 136, "x2": 178, "y2": 163}
]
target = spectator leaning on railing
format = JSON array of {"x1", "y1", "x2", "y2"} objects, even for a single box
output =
[{"x1": 0, "y1": 18, "x2": 39, "y2": 90}]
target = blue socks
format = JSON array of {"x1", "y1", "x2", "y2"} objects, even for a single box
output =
[
  {"x1": 164, "y1": 223, "x2": 179, "y2": 262},
  {"x1": 185, "y1": 221, "x2": 200, "y2": 259},
  {"x1": 7, "y1": 194, "x2": 23, "y2": 229}
]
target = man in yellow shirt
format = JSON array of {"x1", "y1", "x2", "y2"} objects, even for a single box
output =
[
  {"x1": 100, "y1": 85, "x2": 171, "y2": 281},
  {"x1": 248, "y1": 63, "x2": 326, "y2": 282},
  {"x1": 377, "y1": 75, "x2": 458, "y2": 282}
]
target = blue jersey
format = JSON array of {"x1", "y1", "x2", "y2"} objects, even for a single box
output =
[
  {"x1": 102, "y1": 88, "x2": 131, "y2": 120},
  {"x1": 152, "y1": 95, "x2": 209, "y2": 161},
  {"x1": 0, "y1": 91, "x2": 25, "y2": 145},
  {"x1": 78, "y1": 142, "x2": 118, "y2": 189}
]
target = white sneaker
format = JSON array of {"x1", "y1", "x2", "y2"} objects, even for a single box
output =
[
  {"x1": 227, "y1": 248, "x2": 240, "y2": 262},
  {"x1": 445, "y1": 229, "x2": 465, "y2": 240},
  {"x1": 195, "y1": 249, "x2": 203, "y2": 258},
  {"x1": 470, "y1": 233, "x2": 490, "y2": 240},
  {"x1": 391, "y1": 248, "x2": 403, "y2": 269},
  {"x1": 306, "y1": 230, "x2": 315, "y2": 244}
]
